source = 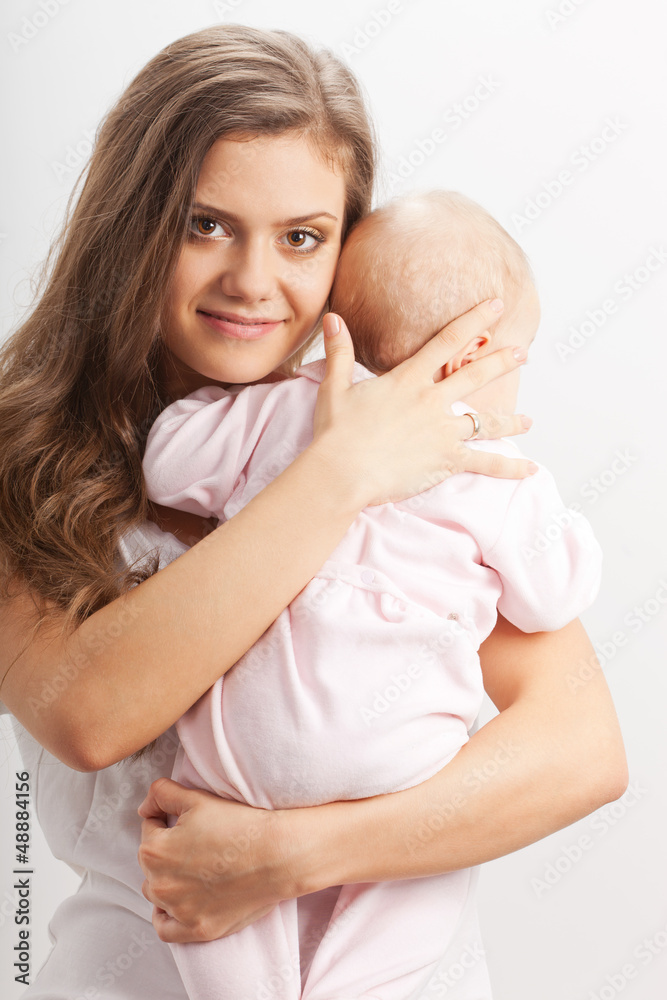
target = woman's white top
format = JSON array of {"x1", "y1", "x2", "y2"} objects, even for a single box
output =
[
  {"x1": 1, "y1": 520, "x2": 491, "y2": 1000},
  {"x1": 2, "y1": 521, "x2": 191, "y2": 999}
]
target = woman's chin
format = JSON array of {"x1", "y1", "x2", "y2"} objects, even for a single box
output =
[
  {"x1": 209, "y1": 362, "x2": 284, "y2": 387},
  {"x1": 176, "y1": 353, "x2": 284, "y2": 390}
]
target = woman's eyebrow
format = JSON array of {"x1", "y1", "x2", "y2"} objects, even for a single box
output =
[{"x1": 192, "y1": 202, "x2": 338, "y2": 225}]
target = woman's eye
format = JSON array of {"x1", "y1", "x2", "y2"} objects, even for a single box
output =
[
  {"x1": 191, "y1": 216, "x2": 225, "y2": 238},
  {"x1": 282, "y1": 229, "x2": 322, "y2": 252}
]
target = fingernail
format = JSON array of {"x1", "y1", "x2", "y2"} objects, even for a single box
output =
[
  {"x1": 513, "y1": 347, "x2": 528, "y2": 361},
  {"x1": 520, "y1": 415, "x2": 533, "y2": 429},
  {"x1": 323, "y1": 314, "x2": 340, "y2": 337},
  {"x1": 526, "y1": 462, "x2": 539, "y2": 475},
  {"x1": 490, "y1": 298, "x2": 504, "y2": 313}
]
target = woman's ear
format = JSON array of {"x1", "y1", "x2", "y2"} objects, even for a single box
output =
[{"x1": 441, "y1": 334, "x2": 491, "y2": 378}]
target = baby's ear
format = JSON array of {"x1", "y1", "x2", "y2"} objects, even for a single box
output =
[{"x1": 442, "y1": 334, "x2": 491, "y2": 378}]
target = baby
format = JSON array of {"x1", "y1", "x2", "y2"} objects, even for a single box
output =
[
  {"x1": 142, "y1": 191, "x2": 602, "y2": 1000},
  {"x1": 333, "y1": 190, "x2": 540, "y2": 413}
]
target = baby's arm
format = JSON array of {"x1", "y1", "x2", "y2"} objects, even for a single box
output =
[
  {"x1": 477, "y1": 447, "x2": 602, "y2": 631},
  {"x1": 143, "y1": 382, "x2": 278, "y2": 520}
]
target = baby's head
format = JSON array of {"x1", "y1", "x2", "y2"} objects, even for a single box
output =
[{"x1": 329, "y1": 191, "x2": 540, "y2": 409}]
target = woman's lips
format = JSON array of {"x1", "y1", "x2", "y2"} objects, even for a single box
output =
[{"x1": 197, "y1": 310, "x2": 283, "y2": 340}]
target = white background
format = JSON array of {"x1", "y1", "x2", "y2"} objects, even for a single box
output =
[{"x1": 1, "y1": 1, "x2": 666, "y2": 998}]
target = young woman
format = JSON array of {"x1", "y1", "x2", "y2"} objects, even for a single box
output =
[{"x1": 0, "y1": 24, "x2": 626, "y2": 999}]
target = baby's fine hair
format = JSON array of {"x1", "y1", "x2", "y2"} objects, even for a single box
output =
[{"x1": 329, "y1": 190, "x2": 534, "y2": 374}]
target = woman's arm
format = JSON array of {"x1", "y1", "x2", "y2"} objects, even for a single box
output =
[
  {"x1": 138, "y1": 615, "x2": 627, "y2": 942},
  {"x1": 0, "y1": 303, "x2": 530, "y2": 771},
  {"x1": 291, "y1": 616, "x2": 627, "y2": 887},
  {"x1": 0, "y1": 439, "x2": 368, "y2": 771}
]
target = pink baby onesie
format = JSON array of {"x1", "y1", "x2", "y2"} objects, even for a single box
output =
[{"x1": 142, "y1": 358, "x2": 602, "y2": 1000}]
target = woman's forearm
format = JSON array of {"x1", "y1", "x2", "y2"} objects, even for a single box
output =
[
  {"x1": 1, "y1": 437, "x2": 367, "y2": 770},
  {"x1": 280, "y1": 617, "x2": 628, "y2": 895}
]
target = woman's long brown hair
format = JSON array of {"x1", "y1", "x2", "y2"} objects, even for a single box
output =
[{"x1": 0, "y1": 24, "x2": 376, "y2": 636}]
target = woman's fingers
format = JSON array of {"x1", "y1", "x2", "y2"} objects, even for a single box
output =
[
  {"x1": 139, "y1": 814, "x2": 168, "y2": 847},
  {"x1": 396, "y1": 299, "x2": 505, "y2": 381},
  {"x1": 152, "y1": 903, "x2": 277, "y2": 944},
  {"x1": 320, "y1": 313, "x2": 356, "y2": 390},
  {"x1": 458, "y1": 410, "x2": 533, "y2": 442},
  {"x1": 456, "y1": 404, "x2": 538, "y2": 479},
  {"x1": 314, "y1": 312, "x2": 356, "y2": 438},
  {"x1": 463, "y1": 445, "x2": 538, "y2": 480},
  {"x1": 440, "y1": 344, "x2": 527, "y2": 402},
  {"x1": 140, "y1": 878, "x2": 155, "y2": 904},
  {"x1": 137, "y1": 777, "x2": 197, "y2": 820},
  {"x1": 152, "y1": 909, "x2": 189, "y2": 943},
  {"x1": 151, "y1": 906, "x2": 202, "y2": 944}
]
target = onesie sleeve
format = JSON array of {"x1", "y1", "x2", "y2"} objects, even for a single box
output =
[
  {"x1": 480, "y1": 463, "x2": 603, "y2": 633},
  {"x1": 142, "y1": 382, "x2": 276, "y2": 520}
]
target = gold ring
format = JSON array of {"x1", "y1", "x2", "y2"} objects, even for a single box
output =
[{"x1": 465, "y1": 412, "x2": 481, "y2": 439}]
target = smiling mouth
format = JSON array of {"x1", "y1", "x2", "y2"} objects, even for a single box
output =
[
  {"x1": 197, "y1": 309, "x2": 284, "y2": 341},
  {"x1": 199, "y1": 309, "x2": 282, "y2": 325}
]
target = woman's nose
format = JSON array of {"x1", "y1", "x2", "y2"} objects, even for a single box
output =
[{"x1": 218, "y1": 238, "x2": 277, "y2": 303}]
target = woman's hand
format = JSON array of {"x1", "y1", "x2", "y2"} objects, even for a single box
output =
[
  {"x1": 137, "y1": 779, "x2": 295, "y2": 943},
  {"x1": 313, "y1": 302, "x2": 535, "y2": 507},
  {"x1": 138, "y1": 620, "x2": 627, "y2": 943}
]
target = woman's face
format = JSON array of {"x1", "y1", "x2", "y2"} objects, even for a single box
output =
[{"x1": 161, "y1": 133, "x2": 347, "y2": 396}]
